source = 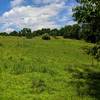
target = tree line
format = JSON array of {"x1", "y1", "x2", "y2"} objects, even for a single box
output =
[
  {"x1": 0, "y1": 0, "x2": 100, "y2": 44},
  {"x1": 0, "y1": 23, "x2": 100, "y2": 43}
]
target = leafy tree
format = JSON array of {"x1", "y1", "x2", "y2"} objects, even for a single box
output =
[
  {"x1": 61, "y1": 25, "x2": 73, "y2": 38},
  {"x1": 62, "y1": 24, "x2": 81, "y2": 39},
  {"x1": 73, "y1": 0, "x2": 100, "y2": 43},
  {"x1": 50, "y1": 29, "x2": 59, "y2": 38},
  {"x1": 20, "y1": 28, "x2": 33, "y2": 39},
  {"x1": 0, "y1": 32, "x2": 8, "y2": 36},
  {"x1": 33, "y1": 28, "x2": 51, "y2": 36},
  {"x1": 41, "y1": 28, "x2": 51, "y2": 35},
  {"x1": 9, "y1": 31, "x2": 18, "y2": 36},
  {"x1": 84, "y1": 45, "x2": 100, "y2": 66},
  {"x1": 71, "y1": 24, "x2": 81, "y2": 39}
]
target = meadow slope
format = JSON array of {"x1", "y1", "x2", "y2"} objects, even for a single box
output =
[{"x1": 0, "y1": 36, "x2": 99, "y2": 100}]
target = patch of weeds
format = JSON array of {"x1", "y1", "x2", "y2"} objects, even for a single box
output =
[
  {"x1": 64, "y1": 64, "x2": 76, "y2": 73},
  {"x1": 64, "y1": 64, "x2": 82, "y2": 75},
  {"x1": 31, "y1": 66, "x2": 56, "y2": 76},
  {"x1": 8, "y1": 56, "x2": 13, "y2": 60},
  {"x1": 3, "y1": 63, "x2": 8, "y2": 69},
  {"x1": 10, "y1": 63, "x2": 25, "y2": 75},
  {"x1": 48, "y1": 87, "x2": 59, "y2": 94},
  {"x1": 41, "y1": 66, "x2": 56, "y2": 76},
  {"x1": 0, "y1": 43, "x2": 3, "y2": 47},
  {"x1": 32, "y1": 79, "x2": 46, "y2": 94},
  {"x1": 32, "y1": 79, "x2": 57, "y2": 95},
  {"x1": 20, "y1": 57, "x2": 24, "y2": 61}
]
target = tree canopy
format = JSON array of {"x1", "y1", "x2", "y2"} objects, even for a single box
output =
[
  {"x1": 73, "y1": 0, "x2": 100, "y2": 43},
  {"x1": 73, "y1": 0, "x2": 100, "y2": 32}
]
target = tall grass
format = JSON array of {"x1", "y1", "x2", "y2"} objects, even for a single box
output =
[{"x1": 0, "y1": 36, "x2": 98, "y2": 100}]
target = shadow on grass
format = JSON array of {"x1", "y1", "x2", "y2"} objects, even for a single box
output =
[
  {"x1": 87, "y1": 71, "x2": 100, "y2": 99},
  {"x1": 67, "y1": 64, "x2": 100, "y2": 100}
]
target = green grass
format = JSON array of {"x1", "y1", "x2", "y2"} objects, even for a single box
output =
[{"x1": 0, "y1": 36, "x2": 99, "y2": 100}]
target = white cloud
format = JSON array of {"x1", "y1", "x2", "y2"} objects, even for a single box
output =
[
  {"x1": 4, "y1": 28, "x2": 14, "y2": 33},
  {"x1": 32, "y1": 0, "x2": 64, "y2": 5},
  {"x1": 0, "y1": 0, "x2": 77, "y2": 32},
  {"x1": 66, "y1": 20, "x2": 77, "y2": 25},
  {"x1": 0, "y1": 3, "x2": 64, "y2": 31},
  {"x1": 10, "y1": 0, "x2": 25, "y2": 7}
]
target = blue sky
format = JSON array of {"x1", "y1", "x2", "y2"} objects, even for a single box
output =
[{"x1": 0, "y1": 0, "x2": 77, "y2": 32}]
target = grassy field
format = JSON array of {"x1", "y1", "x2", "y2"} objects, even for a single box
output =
[{"x1": 0, "y1": 36, "x2": 100, "y2": 100}]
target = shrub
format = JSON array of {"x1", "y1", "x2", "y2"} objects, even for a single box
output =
[
  {"x1": 32, "y1": 79, "x2": 46, "y2": 93},
  {"x1": 42, "y1": 33, "x2": 51, "y2": 40}
]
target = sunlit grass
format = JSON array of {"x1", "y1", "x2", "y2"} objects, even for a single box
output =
[{"x1": 0, "y1": 36, "x2": 98, "y2": 100}]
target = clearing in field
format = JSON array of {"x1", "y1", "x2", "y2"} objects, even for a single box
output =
[{"x1": 0, "y1": 36, "x2": 100, "y2": 100}]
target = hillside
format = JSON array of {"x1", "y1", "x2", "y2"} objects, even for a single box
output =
[{"x1": 0, "y1": 36, "x2": 99, "y2": 100}]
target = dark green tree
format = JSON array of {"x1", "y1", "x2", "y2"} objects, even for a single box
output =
[
  {"x1": 62, "y1": 24, "x2": 81, "y2": 39},
  {"x1": 50, "y1": 29, "x2": 59, "y2": 38},
  {"x1": 71, "y1": 24, "x2": 81, "y2": 39},
  {"x1": 0, "y1": 32, "x2": 8, "y2": 36},
  {"x1": 85, "y1": 45, "x2": 100, "y2": 66},
  {"x1": 61, "y1": 25, "x2": 73, "y2": 38},
  {"x1": 9, "y1": 31, "x2": 18, "y2": 36},
  {"x1": 20, "y1": 28, "x2": 33, "y2": 39},
  {"x1": 73, "y1": 0, "x2": 100, "y2": 43}
]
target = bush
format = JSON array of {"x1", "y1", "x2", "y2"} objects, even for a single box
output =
[{"x1": 42, "y1": 33, "x2": 51, "y2": 40}]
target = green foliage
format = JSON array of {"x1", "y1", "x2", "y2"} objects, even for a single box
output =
[
  {"x1": 42, "y1": 33, "x2": 51, "y2": 40},
  {"x1": 1, "y1": 24, "x2": 100, "y2": 43},
  {"x1": 83, "y1": 44, "x2": 100, "y2": 66},
  {"x1": 62, "y1": 24, "x2": 81, "y2": 40},
  {"x1": 73, "y1": 0, "x2": 100, "y2": 43},
  {"x1": 0, "y1": 32, "x2": 8, "y2": 36},
  {"x1": 32, "y1": 79, "x2": 46, "y2": 94},
  {"x1": 0, "y1": 36, "x2": 99, "y2": 100},
  {"x1": 33, "y1": 28, "x2": 51, "y2": 36},
  {"x1": 19, "y1": 28, "x2": 33, "y2": 39},
  {"x1": 10, "y1": 31, "x2": 18, "y2": 36},
  {"x1": 50, "y1": 29, "x2": 59, "y2": 36}
]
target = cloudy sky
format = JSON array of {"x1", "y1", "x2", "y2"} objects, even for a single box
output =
[{"x1": 0, "y1": 0, "x2": 77, "y2": 32}]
